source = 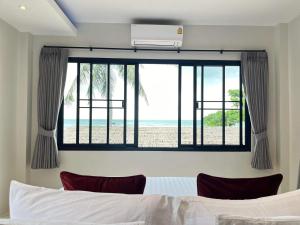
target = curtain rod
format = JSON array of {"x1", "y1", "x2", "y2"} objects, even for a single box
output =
[{"x1": 43, "y1": 45, "x2": 266, "y2": 54}]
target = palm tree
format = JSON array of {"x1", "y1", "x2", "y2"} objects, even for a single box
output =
[{"x1": 65, "y1": 64, "x2": 148, "y2": 105}]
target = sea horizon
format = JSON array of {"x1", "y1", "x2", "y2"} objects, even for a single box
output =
[{"x1": 64, "y1": 119, "x2": 198, "y2": 127}]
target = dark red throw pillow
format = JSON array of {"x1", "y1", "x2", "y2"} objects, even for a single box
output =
[
  {"x1": 60, "y1": 171, "x2": 146, "y2": 194},
  {"x1": 197, "y1": 173, "x2": 283, "y2": 200}
]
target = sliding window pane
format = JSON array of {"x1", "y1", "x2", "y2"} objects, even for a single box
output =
[
  {"x1": 138, "y1": 64, "x2": 178, "y2": 147},
  {"x1": 92, "y1": 109, "x2": 107, "y2": 144},
  {"x1": 79, "y1": 63, "x2": 91, "y2": 144},
  {"x1": 225, "y1": 66, "x2": 240, "y2": 101},
  {"x1": 225, "y1": 102, "x2": 239, "y2": 109},
  {"x1": 196, "y1": 66, "x2": 202, "y2": 145},
  {"x1": 63, "y1": 63, "x2": 77, "y2": 143},
  {"x1": 197, "y1": 111, "x2": 202, "y2": 145},
  {"x1": 225, "y1": 110, "x2": 240, "y2": 145},
  {"x1": 108, "y1": 65, "x2": 125, "y2": 144},
  {"x1": 126, "y1": 65, "x2": 135, "y2": 144},
  {"x1": 79, "y1": 100, "x2": 90, "y2": 107},
  {"x1": 92, "y1": 64, "x2": 108, "y2": 144},
  {"x1": 203, "y1": 102, "x2": 222, "y2": 109},
  {"x1": 242, "y1": 88, "x2": 246, "y2": 145},
  {"x1": 181, "y1": 66, "x2": 193, "y2": 145},
  {"x1": 110, "y1": 65, "x2": 124, "y2": 100},
  {"x1": 79, "y1": 108, "x2": 89, "y2": 144},
  {"x1": 92, "y1": 64, "x2": 108, "y2": 100},
  {"x1": 80, "y1": 63, "x2": 90, "y2": 99},
  {"x1": 225, "y1": 66, "x2": 241, "y2": 145},
  {"x1": 110, "y1": 100, "x2": 123, "y2": 108},
  {"x1": 203, "y1": 110, "x2": 222, "y2": 144},
  {"x1": 109, "y1": 109, "x2": 124, "y2": 144},
  {"x1": 93, "y1": 100, "x2": 107, "y2": 108},
  {"x1": 203, "y1": 67, "x2": 222, "y2": 101},
  {"x1": 196, "y1": 66, "x2": 202, "y2": 101}
]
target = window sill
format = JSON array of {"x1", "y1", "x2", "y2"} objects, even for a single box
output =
[{"x1": 58, "y1": 144, "x2": 251, "y2": 152}]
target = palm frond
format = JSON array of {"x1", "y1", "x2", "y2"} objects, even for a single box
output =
[
  {"x1": 92, "y1": 65, "x2": 108, "y2": 98},
  {"x1": 65, "y1": 64, "x2": 148, "y2": 105},
  {"x1": 127, "y1": 65, "x2": 149, "y2": 105},
  {"x1": 139, "y1": 84, "x2": 149, "y2": 105},
  {"x1": 81, "y1": 64, "x2": 91, "y2": 97},
  {"x1": 64, "y1": 64, "x2": 89, "y2": 105},
  {"x1": 64, "y1": 77, "x2": 77, "y2": 105}
]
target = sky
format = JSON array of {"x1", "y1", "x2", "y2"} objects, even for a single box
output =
[{"x1": 63, "y1": 63, "x2": 240, "y2": 120}]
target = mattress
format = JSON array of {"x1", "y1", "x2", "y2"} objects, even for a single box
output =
[{"x1": 143, "y1": 177, "x2": 197, "y2": 196}]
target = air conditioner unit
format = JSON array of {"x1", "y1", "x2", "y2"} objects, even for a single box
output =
[{"x1": 131, "y1": 24, "x2": 183, "y2": 48}]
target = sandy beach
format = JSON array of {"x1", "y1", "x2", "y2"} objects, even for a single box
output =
[{"x1": 64, "y1": 126, "x2": 241, "y2": 147}]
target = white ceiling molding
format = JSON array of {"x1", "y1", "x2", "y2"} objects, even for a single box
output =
[
  {"x1": 56, "y1": 0, "x2": 300, "y2": 26},
  {"x1": 0, "y1": 0, "x2": 77, "y2": 36}
]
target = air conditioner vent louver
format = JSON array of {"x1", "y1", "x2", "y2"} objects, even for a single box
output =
[{"x1": 131, "y1": 24, "x2": 183, "y2": 48}]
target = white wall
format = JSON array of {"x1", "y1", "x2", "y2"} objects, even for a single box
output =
[
  {"x1": 29, "y1": 24, "x2": 279, "y2": 188},
  {"x1": 274, "y1": 24, "x2": 290, "y2": 192},
  {"x1": 288, "y1": 15, "x2": 300, "y2": 190},
  {"x1": 0, "y1": 18, "x2": 32, "y2": 215},
  {"x1": 0, "y1": 18, "x2": 19, "y2": 214},
  {"x1": 15, "y1": 32, "x2": 33, "y2": 183}
]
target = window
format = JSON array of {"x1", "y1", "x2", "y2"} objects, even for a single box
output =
[{"x1": 58, "y1": 58, "x2": 251, "y2": 151}]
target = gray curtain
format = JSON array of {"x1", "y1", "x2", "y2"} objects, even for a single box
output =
[
  {"x1": 241, "y1": 52, "x2": 272, "y2": 169},
  {"x1": 298, "y1": 160, "x2": 300, "y2": 189},
  {"x1": 31, "y1": 47, "x2": 69, "y2": 169}
]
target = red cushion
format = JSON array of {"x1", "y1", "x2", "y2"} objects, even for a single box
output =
[
  {"x1": 60, "y1": 171, "x2": 146, "y2": 194},
  {"x1": 197, "y1": 173, "x2": 283, "y2": 200}
]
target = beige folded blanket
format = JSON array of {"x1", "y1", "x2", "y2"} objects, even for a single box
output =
[{"x1": 217, "y1": 215, "x2": 300, "y2": 225}]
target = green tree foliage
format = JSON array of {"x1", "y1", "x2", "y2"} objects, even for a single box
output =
[
  {"x1": 228, "y1": 89, "x2": 239, "y2": 107},
  {"x1": 203, "y1": 111, "x2": 223, "y2": 126},
  {"x1": 203, "y1": 89, "x2": 244, "y2": 127}
]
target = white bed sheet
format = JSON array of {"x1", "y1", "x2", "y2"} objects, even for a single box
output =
[
  {"x1": 0, "y1": 219, "x2": 145, "y2": 225},
  {"x1": 144, "y1": 177, "x2": 197, "y2": 196}
]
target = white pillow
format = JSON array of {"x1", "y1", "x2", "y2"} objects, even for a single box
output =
[
  {"x1": 217, "y1": 215, "x2": 300, "y2": 225},
  {"x1": 177, "y1": 190, "x2": 300, "y2": 225},
  {"x1": 9, "y1": 181, "x2": 173, "y2": 225},
  {"x1": 1, "y1": 219, "x2": 145, "y2": 225}
]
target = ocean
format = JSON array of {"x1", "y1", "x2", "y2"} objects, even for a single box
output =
[{"x1": 64, "y1": 119, "x2": 196, "y2": 127}]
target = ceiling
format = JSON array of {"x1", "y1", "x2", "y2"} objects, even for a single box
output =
[
  {"x1": 1, "y1": 0, "x2": 300, "y2": 36},
  {"x1": 0, "y1": 0, "x2": 76, "y2": 36},
  {"x1": 56, "y1": 0, "x2": 300, "y2": 26}
]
